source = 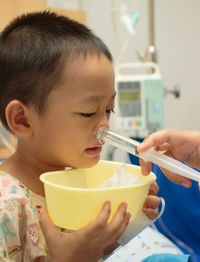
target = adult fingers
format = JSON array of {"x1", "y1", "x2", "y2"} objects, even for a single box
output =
[
  {"x1": 148, "y1": 181, "x2": 159, "y2": 195},
  {"x1": 154, "y1": 142, "x2": 172, "y2": 152},
  {"x1": 140, "y1": 145, "x2": 192, "y2": 187},
  {"x1": 160, "y1": 166, "x2": 192, "y2": 187},
  {"x1": 158, "y1": 149, "x2": 192, "y2": 187},
  {"x1": 137, "y1": 136, "x2": 155, "y2": 152},
  {"x1": 143, "y1": 207, "x2": 159, "y2": 220},
  {"x1": 139, "y1": 158, "x2": 152, "y2": 176},
  {"x1": 143, "y1": 195, "x2": 161, "y2": 210},
  {"x1": 137, "y1": 129, "x2": 175, "y2": 153},
  {"x1": 143, "y1": 195, "x2": 161, "y2": 220}
]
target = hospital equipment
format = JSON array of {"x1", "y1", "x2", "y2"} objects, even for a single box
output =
[
  {"x1": 114, "y1": 62, "x2": 164, "y2": 134},
  {"x1": 110, "y1": 1, "x2": 165, "y2": 136},
  {"x1": 97, "y1": 127, "x2": 200, "y2": 183}
]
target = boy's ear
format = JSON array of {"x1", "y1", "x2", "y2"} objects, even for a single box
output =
[{"x1": 5, "y1": 100, "x2": 33, "y2": 138}]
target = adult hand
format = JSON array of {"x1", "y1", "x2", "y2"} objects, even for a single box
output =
[
  {"x1": 137, "y1": 128, "x2": 200, "y2": 187},
  {"x1": 39, "y1": 201, "x2": 130, "y2": 262},
  {"x1": 142, "y1": 181, "x2": 161, "y2": 220}
]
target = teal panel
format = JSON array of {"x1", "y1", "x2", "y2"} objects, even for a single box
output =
[{"x1": 144, "y1": 78, "x2": 164, "y2": 130}]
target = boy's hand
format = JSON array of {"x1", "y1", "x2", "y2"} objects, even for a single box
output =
[
  {"x1": 137, "y1": 129, "x2": 200, "y2": 187},
  {"x1": 39, "y1": 202, "x2": 130, "y2": 262},
  {"x1": 142, "y1": 181, "x2": 161, "y2": 220}
]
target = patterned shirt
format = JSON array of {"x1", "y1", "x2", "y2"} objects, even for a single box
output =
[{"x1": 0, "y1": 171, "x2": 49, "y2": 261}]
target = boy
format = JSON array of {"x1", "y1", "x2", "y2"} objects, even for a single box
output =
[{"x1": 0, "y1": 11, "x2": 160, "y2": 261}]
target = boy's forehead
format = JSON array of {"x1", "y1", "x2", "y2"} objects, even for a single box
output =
[
  {"x1": 80, "y1": 92, "x2": 116, "y2": 104},
  {"x1": 64, "y1": 53, "x2": 114, "y2": 78},
  {"x1": 54, "y1": 54, "x2": 115, "y2": 102}
]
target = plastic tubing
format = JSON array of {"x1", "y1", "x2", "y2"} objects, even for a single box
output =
[{"x1": 97, "y1": 127, "x2": 200, "y2": 183}]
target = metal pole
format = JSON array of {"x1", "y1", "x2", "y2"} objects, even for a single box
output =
[{"x1": 147, "y1": 0, "x2": 157, "y2": 63}]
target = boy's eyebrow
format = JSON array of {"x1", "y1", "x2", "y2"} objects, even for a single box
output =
[{"x1": 81, "y1": 91, "x2": 116, "y2": 104}]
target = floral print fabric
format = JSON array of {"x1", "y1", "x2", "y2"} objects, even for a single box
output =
[{"x1": 0, "y1": 171, "x2": 49, "y2": 261}]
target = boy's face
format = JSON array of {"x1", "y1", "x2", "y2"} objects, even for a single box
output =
[{"x1": 31, "y1": 54, "x2": 115, "y2": 169}]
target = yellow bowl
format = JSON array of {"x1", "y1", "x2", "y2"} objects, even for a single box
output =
[{"x1": 40, "y1": 160, "x2": 156, "y2": 230}]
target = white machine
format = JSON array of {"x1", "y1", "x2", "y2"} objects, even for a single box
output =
[{"x1": 114, "y1": 62, "x2": 164, "y2": 136}]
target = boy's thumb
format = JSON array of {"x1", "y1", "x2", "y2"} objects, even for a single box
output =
[{"x1": 39, "y1": 208, "x2": 57, "y2": 240}]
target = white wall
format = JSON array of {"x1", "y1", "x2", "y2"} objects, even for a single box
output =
[
  {"x1": 155, "y1": 0, "x2": 200, "y2": 130},
  {"x1": 81, "y1": 0, "x2": 200, "y2": 131},
  {"x1": 46, "y1": 0, "x2": 200, "y2": 131}
]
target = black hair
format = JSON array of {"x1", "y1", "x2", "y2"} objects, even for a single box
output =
[{"x1": 0, "y1": 10, "x2": 112, "y2": 131}]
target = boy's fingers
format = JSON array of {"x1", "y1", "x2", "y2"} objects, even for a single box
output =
[
  {"x1": 106, "y1": 203, "x2": 130, "y2": 243},
  {"x1": 104, "y1": 243, "x2": 118, "y2": 255},
  {"x1": 83, "y1": 201, "x2": 111, "y2": 236},
  {"x1": 39, "y1": 208, "x2": 58, "y2": 241},
  {"x1": 112, "y1": 212, "x2": 131, "y2": 242},
  {"x1": 109, "y1": 203, "x2": 127, "y2": 229}
]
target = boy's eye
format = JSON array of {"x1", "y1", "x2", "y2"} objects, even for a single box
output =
[
  {"x1": 81, "y1": 112, "x2": 96, "y2": 118},
  {"x1": 106, "y1": 109, "x2": 115, "y2": 114},
  {"x1": 80, "y1": 109, "x2": 115, "y2": 118}
]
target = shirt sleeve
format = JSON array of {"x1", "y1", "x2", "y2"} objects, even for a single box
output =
[{"x1": 0, "y1": 198, "x2": 24, "y2": 261}]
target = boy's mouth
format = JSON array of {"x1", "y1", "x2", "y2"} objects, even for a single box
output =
[{"x1": 85, "y1": 146, "x2": 102, "y2": 155}]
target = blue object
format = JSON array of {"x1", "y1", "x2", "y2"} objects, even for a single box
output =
[
  {"x1": 131, "y1": 11, "x2": 140, "y2": 29},
  {"x1": 129, "y1": 138, "x2": 200, "y2": 262},
  {"x1": 143, "y1": 253, "x2": 191, "y2": 262}
]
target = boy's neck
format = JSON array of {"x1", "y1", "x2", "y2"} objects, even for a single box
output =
[{"x1": 0, "y1": 149, "x2": 64, "y2": 197}]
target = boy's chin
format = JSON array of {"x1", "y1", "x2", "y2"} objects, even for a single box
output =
[{"x1": 71, "y1": 157, "x2": 100, "y2": 169}]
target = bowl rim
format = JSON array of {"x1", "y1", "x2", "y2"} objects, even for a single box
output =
[{"x1": 39, "y1": 160, "x2": 156, "y2": 191}]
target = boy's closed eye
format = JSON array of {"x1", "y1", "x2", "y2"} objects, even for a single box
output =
[
  {"x1": 81, "y1": 112, "x2": 96, "y2": 118},
  {"x1": 106, "y1": 109, "x2": 115, "y2": 114},
  {"x1": 80, "y1": 109, "x2": 115, "y2": 118}
]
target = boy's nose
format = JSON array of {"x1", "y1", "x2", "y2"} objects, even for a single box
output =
[{"x1": 96, "y1": 114, "x2": 109, "y2": 135}]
